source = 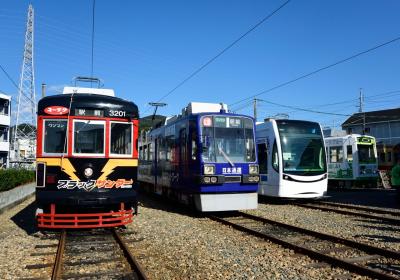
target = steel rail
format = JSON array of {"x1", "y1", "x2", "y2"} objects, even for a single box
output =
[
  {"x1": 312, "y1": 201, "x2": 400, "y2": 217},
  {"x1": 51, "y1": 230, "x2": 66, "y2": 280},
  {"x1": 239, "y1": 212, "x2": 400, "y2": 259},
  {"x1": 210, "y1": 213, "x2": 400, "y2": 280},
  {"x1": 112, "y1": 229, "x2": 148, "y2": 280},
  {"x1": 294, "y1": 203, "x2": 400, "y2": 224}
]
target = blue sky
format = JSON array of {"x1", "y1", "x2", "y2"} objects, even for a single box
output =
[{"x1": 0, "y1": 0, "x2": 399, "y2": 128}]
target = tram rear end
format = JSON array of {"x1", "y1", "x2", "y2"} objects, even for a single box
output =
[{"x1": 35, "y1": 86, "x2": 139, "y2": 229}]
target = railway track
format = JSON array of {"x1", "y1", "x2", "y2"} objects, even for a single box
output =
[
  {"x1": 210, "y1": 212, "x2": 400, "y2": 280},
  {"x1": 293, "y1": 201, "x2": 400, "y2": 224},
  {"x1": 27, "y1": 229, "x2": 148, "y2": 280}
]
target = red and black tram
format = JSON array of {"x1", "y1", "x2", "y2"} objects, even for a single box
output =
[{"x1": 35, "y1": 86, "x2": 139, "y2": 229}]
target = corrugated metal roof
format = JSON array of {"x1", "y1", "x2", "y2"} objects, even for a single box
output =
[{"x1": 342, "y1": 107, "x2": 400, "y2": 126}]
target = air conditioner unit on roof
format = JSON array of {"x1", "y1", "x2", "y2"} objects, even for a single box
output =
[
  {"x1": 185, "y1": 102, "x2": 228, "y2": 114},
  {"x1": 63, "y1": 86, "x2": 115, "y2": 97}
]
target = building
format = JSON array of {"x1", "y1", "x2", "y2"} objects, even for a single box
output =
[
  {"x1": 0, "y1": 93, "x2": 11, "y2": 168},
  {"x1": 342, "y1": 108, "x2": 400, "y2": 169}
]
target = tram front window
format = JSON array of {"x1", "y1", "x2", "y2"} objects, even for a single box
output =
[
  {"x1": 277, "y1": 120, "x2": 326, "y2": 176},
  {"x1": 73, "y1": 120, "x2": 105, "y2": 154},
  {"x1": 44, "y1": 119, "x2": 67, "y2": 154},
  {"x1": 358, "y1": 144, "x2": 376, "y2": 163},
  {"x1": 201, "y1": 116, "x2": 255, "y2": 163},
  {"x1": 111, "y1": 122, "x2": 132, "y2": 155}
]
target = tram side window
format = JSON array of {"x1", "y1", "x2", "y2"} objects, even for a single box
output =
[
  {"x1": 74, "y1": 120, "x2": 105, "y2": 154},
  {"x1": 191, "y1": 130, "x2": 198, "y2": 161},
  {"x1": 257, "y1": 143, "x2": 268, "y2": 174},
  {"x1": 379, "y1": 152, "x2": 385, "y2": 163},
  {"x1": 111, "y1": 123, "x2": 132, "y2": 155},
  {"x1": 329, "y1": 146, "x2": 343, "y2": 163},
  {"x1": 143, "y1": 145, "x2": 148, "y2": 160},
  {"x1": 157, "y1": 138, "x2": 166, "y2": 162},
  {"x1": 347, "y1": 145, "x2": 353, "y2": 161},
  {"x1": 272, "y1": 141, "x2": 279, "y2": 172},
  {"x1": 148, "y1": 143, "x2": 153, "y2": 160},
  {"x1": 139, "y1": 146, "x2": 143, "y2": 159},
  {"x1": 44, "y1": 120, "x2": 68, "y2": 154},
  {"x1": 166, "y1": 136, "x2": 173, "y2": 162},
  {"x1": 244, "y1": 119, "x2": 256, "y2": 162}
]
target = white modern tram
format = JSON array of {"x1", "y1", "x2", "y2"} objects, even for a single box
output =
[{"x1": 256, "y1": 119, "x2": 328, "y2": 198}]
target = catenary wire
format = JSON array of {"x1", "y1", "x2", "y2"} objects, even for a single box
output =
[
  {"x1": 229, "y1": 36, "x2": 400, "y2": 108},
  {"x1": 257, "y1": 99, "x2": 351, "y2": 116},
  {"x1": 91, "y1": 0, "x2": 96, "y2": 80},
  {"x1": 144, "y1": 0, "x2": 292, "y2": 113},
  {"x1": 0, "y1": 64, "x2": 19, "y2": 89}
]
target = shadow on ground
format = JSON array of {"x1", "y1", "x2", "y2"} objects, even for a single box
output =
[
  {"x1": 325, "y1": 189, "x2": 400, "y2": 209},
  {"x1": 10, "y1": 200, "x2": 38, "y2": 235}
]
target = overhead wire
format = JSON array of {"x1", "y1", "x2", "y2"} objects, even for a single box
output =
[
  {"x1": 257, "y1": 99, "x2": 351, "y2": 116},
  {"x1": 143, "y1": 0, "x2": 292, "y2": 113},
  {"x1": 90, "y1": 0, "x2": 96, "y2": 80},
  {"x1": 229, "y1": 36, "x2": 400, "y2": 108},
  {"x1": 0, "y1": 64, "x2": 19, "y2": 89}
]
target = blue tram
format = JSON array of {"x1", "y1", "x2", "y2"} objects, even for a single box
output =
[{"x1": 138, "y1": 102, "x2": 259, "y2": 211}]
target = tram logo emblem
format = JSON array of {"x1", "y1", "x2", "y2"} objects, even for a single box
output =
[
  {"x1": 44, "y1": 106, "x2": 69, "y2": 115},
  {"x1": 56, "y1": 179, "x2": 133, "y2": 191},
  {"x1": 222, "y1": 167, "x2": 242, "y2": 174}
]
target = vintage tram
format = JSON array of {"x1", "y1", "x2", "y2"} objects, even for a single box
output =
[
  {"x1": 324, "y1": 134, "x2": 379, "y2": 187},
  {"x1": 35, "y1": 84, "x2": 139, "y2": 228}
]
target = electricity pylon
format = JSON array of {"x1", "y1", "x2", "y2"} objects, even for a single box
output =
[{"x1": 13, "y1": 4, "x2": 36, "y2": 161}]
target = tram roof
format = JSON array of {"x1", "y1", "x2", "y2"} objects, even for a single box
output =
[{"x1": 38, "y1": 93, "x2": 138, "y2": 118}]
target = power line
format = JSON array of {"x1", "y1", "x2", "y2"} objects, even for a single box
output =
[
  {"x1": 258, "y1": 99, "x2": 351, "y2": 116},
  {"x1": 0, "y1": 63, "x2": 34, "y2": 101},
  {"x1": 0, "y1": 64, "x2": 19, "y2": 89},
  {"x1": 236, "y1": 88, "x2": 400, "y2": 122},
  {"x1": 229, "y1": 35, "x2": 400, "y2": 108},
  {"x1": 147, "y1": 0, "x2": 292, "y2": 110},
  {"x1": 90, "y1": 0, "x2": 96, "y2": 81}
]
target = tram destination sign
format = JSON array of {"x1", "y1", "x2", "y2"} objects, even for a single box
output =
[
  {"x1": 75, "y1": 108, "x2": 104, "y2": 117},
  {"x1": 357, "y1": 136, "x2": 375, "y2": 144}
]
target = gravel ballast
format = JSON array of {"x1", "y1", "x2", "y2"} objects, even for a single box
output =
[
  {"x1": 247, "y1": 201, "x2": 400, "y2": 251},
  {"x1": 0, "y1": 194, "x2": 377, "y2": 279}
]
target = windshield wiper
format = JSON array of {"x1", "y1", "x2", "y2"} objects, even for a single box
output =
[
  {"x1": 218, "y1": 146, "x2": 235, "y2": 167},
  {"x1": 76, "y1": 120, "x2": 91, "y2": 134}
]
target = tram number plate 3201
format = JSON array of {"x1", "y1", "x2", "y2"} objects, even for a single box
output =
[{"x1": 109, "y1": 110, "x2": 126, "y2": 117}]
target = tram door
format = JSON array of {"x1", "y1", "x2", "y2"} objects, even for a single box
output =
[
  {"x1": 154, "y1": 137, "x2": 161, "y2": 195},
  {"x1": 179, "y1": 128, "x2": 187, "y2": 184},
  {"x1": 257, "y1": 141, "x2": 268, "y2": 183}
]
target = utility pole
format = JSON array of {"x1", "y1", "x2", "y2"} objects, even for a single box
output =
[
  {"x1": 358, "y1": 88, "x2": 366, "y2": 134},
  {"x1": 13, "y1": 4, "x2": 36, "y2": 163},
  {"x1": 253, "y1": 98, "x2": 262, "y2": 121},
  {"x1": 253, "y1": 98, "x2": 257, "y2": 121},
  {"x1": 358, "y1": 88, "x2": 364, "y2": 113}
]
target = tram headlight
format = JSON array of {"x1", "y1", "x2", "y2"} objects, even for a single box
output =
[
  {"x1": 84, "y1": 167, "x2": 94, "y2": 178},
  {"x1": 204, "y1": 164, "x2": 215, "y2": 175},
  {"x1": 249, "y1": 164, "x2": 259, "y2": 175},
  {"x1": 210, "y1": 176, "x2": 218, "y2": 183}
]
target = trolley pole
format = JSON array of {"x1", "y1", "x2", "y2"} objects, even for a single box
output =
[{"x1": 148, "y1": 102, "x2": 167, "y2": 125}]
